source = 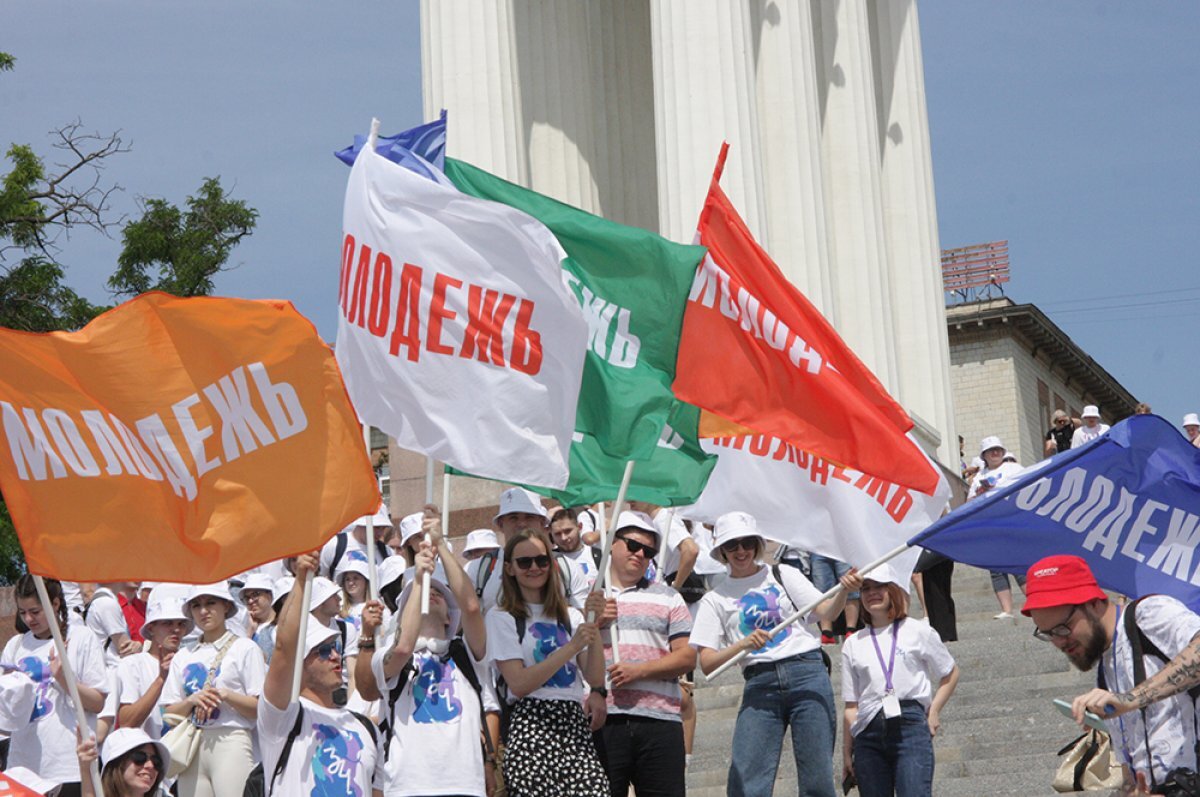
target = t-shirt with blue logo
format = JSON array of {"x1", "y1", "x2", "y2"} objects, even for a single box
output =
[
  {"x1": 258, "y1": 696, "x2": 383, "y2": 796},
  {"x1": 486, "y1": 603, "x2": 587, "y2": 703}
]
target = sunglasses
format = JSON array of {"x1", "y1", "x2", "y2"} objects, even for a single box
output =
[
  {"x1": 314, "y1": 639, "x2": 344, "y2": 661},
  {"x1": 126, "y1": 749, "x2": 163, "y2": 770},
  {"x1": 617, "y1": 537, "x2": 659, "y2": 559},
  {"x1": 1032, "y1": 605, "x2": 1081, "y2": 643},
  {"x1": 513, "y1": 554, "x2": 552, "y2": 570},
  {"x1": 720, "y1": 538, "x2": 757, "y2": 554}
]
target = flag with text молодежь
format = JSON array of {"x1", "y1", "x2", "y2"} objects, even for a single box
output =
[
  {"x1": 911, "y1": 414, "x2": 1200, "y2": 609},
  {"x1": 0, "y1": 292, "x2": 379, "y2": 584}
]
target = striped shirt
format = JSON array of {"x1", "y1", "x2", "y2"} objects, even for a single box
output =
[{"x1": 605, "y1": 580, "x2": 692, "y2": 722}]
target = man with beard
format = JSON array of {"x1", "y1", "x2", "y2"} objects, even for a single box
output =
[
  {"x1": 1023, "y1": 555, "x2": 1200, "y2": 792},
  {"x1": 116, "y1": 597, "x2": 192, "y2": 739}
]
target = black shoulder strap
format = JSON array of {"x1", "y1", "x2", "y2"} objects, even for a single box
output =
[
  {"x1": 336, "y1": 618, "x2": 348, "y2": 654},
  {"x1": 349, "y1": 710, "x2": 378, "y2": 744},
  {"x1": 475, "y1": 551, "x2": 498, "y2": 599},
  {"x1": 447, "y1": 637, "x2": 483, "y2": 698},
  {"x1": 590, "y1": 546, "x2": 602, "y2": 568},
  {"x1": 771, "y1": 564, "x2": 799, "y2": 608},
  {"x1": 330, "y1": 532, "x2": 348, "y2": 577},
  {"x1": 516, "y1": 615, "x2": 526, "y2": 644},
  {"x1": 1123, "y1": 596, "x2": 1200, "y2": 702},
  {"x1": 267, "y1": 706, "x2": 305, "y2": 795}
]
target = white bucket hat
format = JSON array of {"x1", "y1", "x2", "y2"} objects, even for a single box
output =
[
  {"x1": 1082, "y1": 405, "x2": 1101, "y2": 419},
  {"x1": 397, "y1": 564, "x2": 460, "y2": 636},
  {"x1": 303, "y1": 620, "x2": 340, "y2": 659},
  {"x1": 0, "y1": 670, "x2": 37, "y2": 733},
  {"x1": 185, "y1": 583, "x2": 237, "y2": 618},
  {"x1": 142, "y1": 598, "x2": 193, "y2": 636},
  {"x1": 710, "y1": 511, "x2": 762, "y2": 563},
  {"x1": 238, "y1": 573, "x2": 276, "y2": 601},
  {"x1": 462, "y1": 528, "x2": 501, "y2": 554},
  {"x1": 334, "y1": 558, "x2": 371, "y2": 587},
  {"x1": 398, "y1": 511, "x2": 426, "y2": 548},
  {"x1": 308, "y1": 577, "x2": 341, "y2": 612},
  {"x1": 861, "y1": 562, "x2": 903, "y2": 588},
  {"x1": 493, "y1": 487, "x2": 548, "y2": 525},
  {"x1": 101, "y1": 727, "x2": 171, "y2": 774},
  {"x1": 350, "y1": 504, "x2": 393, "y2": 529},
  {"x1": 272, "y1": 576, "x2": 296, "y2": 606},
  {"x1": 378, "y1": 555, "x2": 407, "y2": 591},
  {"x1": 1184, "y1": 413, "x2": 1200, "y2": 428},
  {"x1": 979, "y1": 436, "x2": 1006, "y2": 456},
  {"x1": 613, "y1": 510, "x2": 658, "y2": 542}
]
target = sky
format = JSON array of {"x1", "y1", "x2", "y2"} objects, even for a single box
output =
[{"x1": 2, "y1": 2, "x2": 1198, "y2": 426}]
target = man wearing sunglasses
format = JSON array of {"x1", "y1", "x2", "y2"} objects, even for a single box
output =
[
  {"x1": 593, "y1": 510, "x2": 696, "y2": 797},
  {"x1": 1024, "y1": 555, "x2": 1200, "y2": 793},
  {"x1": 260, "y1": 552, "x2": 382, "y2": 796}
]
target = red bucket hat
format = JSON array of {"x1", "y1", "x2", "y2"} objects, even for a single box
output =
[{"x1": 1021, "y1": 555, "x2": 1108, "y2": 616}]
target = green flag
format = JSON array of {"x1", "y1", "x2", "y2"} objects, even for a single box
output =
[
  {"x1": 443, "y1": 158, "x2": 705, "y2": 461},
  {"x1": 449, "y1": 400, "x2": 716, "y2": 507}
]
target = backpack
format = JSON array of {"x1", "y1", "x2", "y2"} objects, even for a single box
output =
[
  {"x1": 242, "y1": 706, "x2": 376, "y2": 797},
  {"x1": 1095, "y1": 595, "x2": 1200, "y2": 791},
  {"x1": 329, "y1": 531, "x2": 391, "y2": 578},
  {"x1": 474, "y1": 550, "x2": 500, "y2": 599},
  {"x1": 82, "y1": 590, "x2": 119, "y2": 652},
  {"x1": 771, "y1": 564, "x2": 832, "y2": 675}
]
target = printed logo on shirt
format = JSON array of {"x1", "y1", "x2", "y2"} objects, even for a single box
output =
[
  {"x1": 182, "y1": 662, "x2": 221, "y2": 722},
  {"x1": 311, "y1": 723, "x2": 365, "y2": 797},
  {"x1": 17, "y1": 656, "x2": 53, "y2": 720},
  {"x1": 737, "y1": 586, "x2": 791, "y2": 651},
  {"x1": 412, "y1": 653, "x2": 462, "y2": 724},
  {"x1": 529, "y1": 622, "x2": 577, "y2": 688},
  {"x1": 347, "y1": 550, "x2": 368, "y2": 564}
]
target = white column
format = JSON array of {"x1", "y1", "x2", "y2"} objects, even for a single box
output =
[
  {"x1": 650, "y1": 0, "x2": 767, "y2": 243},
  {"x1": 752, "y1": 1, "x2": 837, "y2": 318},
  {"x1": 870, "y1": 0, "x2": 957, "y2": 465},
  {"x1": 813, "y1": 0, "x2": 898, "y2": 393}
]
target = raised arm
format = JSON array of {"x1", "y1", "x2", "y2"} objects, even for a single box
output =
[{"x1": 263, "y1": 551, "x2": 319, "y2": 710}]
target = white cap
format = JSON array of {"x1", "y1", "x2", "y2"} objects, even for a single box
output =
[
  {"x1": 861, "y1": 562, "x2": 903, "y2": 587},
  {"x1": 979, "y1": 436, "x2": 1006, "y2": 456},
  {"x1": 101, "y1": 727, "x2": 171, "y2": 773},
  {"x1": 352, "y1": 504, "x2": 392, "y2": 529},
  {"x1": 334, "y1": 558, "x2": 371, "y2": 587},
  {"x1": 0, "y1": 767, "x2": 60, "y2": 794},
  {"x1": 378, "y1": 555, "x2": 407, "y2": 590},
  {"x1": 1184, "y1": 413, "x2": 1200, "y2": 428},
  {"x1": 614, "y1": 510, "x2": 658, "y2": 542},
  {"x1": 398, "y1": 565, "x2": 460, "y2": 636},
  {"x1": 493, "y1": 487, "x2": 548, "y2": 525},
  {"x1": 462, "y1": 529, "x2": 501, "y2": 554},
  {"x1": 1082, "y1": 405, "x2": 1101, "y2": 419},
  {"x1": 0, "y1": 670, "x2": 37, "y2": 733},
  {"x1": 142, "y1": 598, "x2": 192, "y2": 635},
  {"x1": 711, "y1": 511, "x2": 760, "y2": 563},
  {"x1": 239, "y1": 573, "x2": 276, "y2": 599},
  {"x1": 185, "y1": 583, "x2": 236, "y2": 616},
  {"x1": 272, "y1": 576, "x2": 295, "y2": 606},
  {"x1": 398, "y1": 512, "x2": 425, "y2": 547},
  {"x1": 303, "y1": 621, "x2": 340, "y2": 658},
  {"x1": 308, "y1": 577, "x2": 341, "y2": 612}
]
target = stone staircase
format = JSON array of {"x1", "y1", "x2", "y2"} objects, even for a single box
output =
[{"x1": 685, "y1": 564, "x2": 1121, "y2": 796}]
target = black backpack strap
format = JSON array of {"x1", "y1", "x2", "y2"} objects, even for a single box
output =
[
  {"x1": 330, "y1": 532, "x2": 348, "y2": 578},
  {"x1": 516, "y1": 615, "x2": 526, "y2": 645},
  {"x1": 591, "y1": 546, "x2": 602, "y2": 569},
  {"x1": 266, "y1": 706, "x2": 305, "y2": 795},
  {"x1": 382, "y1": 661, "x2": 415, "y2": 762},
  {"x1": 446, "y1": 638, "x2": 496, "y2": 761},
  {"x1": 336, "y1": 619, "x2": 348, "y2": 653},
  {"x1": 475, "y1": 551, "x2": 498, "y2": 599},
  {"x1": 349, "y1": 710, "x2": 378, "y2": 744}
]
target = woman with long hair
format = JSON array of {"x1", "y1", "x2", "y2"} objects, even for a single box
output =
[
  {"x1": 77, "y1": 728, "x2": 170, "y2": 797},
  {"x1": 1, "y1": 575, "x2": 108, "y2": 797},
  {"x1": 485, "y1": 528, "x2": 609, "y2": 797},
  {"x1": 161, "y1": 583, "x2": 265, "y2": 797},
  {"x1": 841, "y1": 565, "x2": 959, "y2": 797},
  {"x1": 690, "y1": 512, "x2": 861, "y2": 797}
]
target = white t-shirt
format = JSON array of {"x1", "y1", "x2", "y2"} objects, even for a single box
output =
[
  {"x1": 84, "y1": 587, "x2": 129, "y2": 668},
  {"x1": 1099, "y1": 596, "x2": 1200, "y2": 782},
  {"x1": 161, "y1": 633, "x2": 266, "y2": 731},
  {"x1": 688, "y1": 521, "x2": 726, "y2": 577},
  {"x1": 117, "y1": 651, "x2": 170, "y2": 739},
  {"x1": 372, "y1": 642, "x2": 487, "y2": 796},
  {"x1": 967, "y1": 460, "x2": 1024, "y2": 499},
  {"x1": 653, "y1": 509, "x2": 693, "y2": 578},
  {"x1": 486, "y1": 605, "x2": 587, "y2": 702},
  {"x1": 258, "y1": 695, "x2": 383, "y2": 795},
  {"x1": 690, "y1": 564, "x2": 823, "y2": 665},
  {"x1": 841, "y1": 618, "x2": 956, "y2": 736},
  {"x1": 320, "y1": 532, "x2": 385, "y2": 579},
  {"x1": 1071, "y1": 423, "x2": 1111, "y2": 449},
  {"x1": 557, "y1": 545, "x2": 601, "y2": 591},
  {"x1": 0, "y1": 626, "x2": 108, "y2": 783}
]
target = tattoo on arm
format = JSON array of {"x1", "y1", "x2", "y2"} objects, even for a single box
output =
[{"x1": 1131, "y1": 635, "x2": 1200, "y2": 709}]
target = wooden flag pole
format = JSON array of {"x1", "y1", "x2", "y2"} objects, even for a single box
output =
[
  {"x1": 706, "y1": 543, "x2": 912, "y2": 680},
  {"x1": 32, "y1": 575, "x2": 102, "y2": 797},
  {"x1": 291, "y1": 569, "x2": 314, "y2": 701}
]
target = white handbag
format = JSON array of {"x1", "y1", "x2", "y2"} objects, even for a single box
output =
[{"x1": 162, "y1": 635, "x2": 235, "y2": 779}]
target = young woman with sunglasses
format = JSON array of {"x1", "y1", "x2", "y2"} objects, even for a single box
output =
[
  {"x1": 2, "y1": 575, "x2": 108, "y2": 797},
  {"x1": 161, "y1": 583, "x2": 265, "y2": 797},
  {"x1": 77, "y1": 728, "x2": 170, "y2": 797},
  {"x1": 841, "y1": 565, "x2": 958, "y2": 797},
  {"x1": 486, "y1": 528, "x2": 610, "y2": 797},
  {"x1": 690, "y1": 512, "x2": 862, "y2": 797}
]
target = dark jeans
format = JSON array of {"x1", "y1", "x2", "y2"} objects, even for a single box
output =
[
  {"x1": 916, "y1": 554, "x2": 957, "y2": 642},
  {"x1": 594, "y1": 714, "x2": 686, "y2": 797},
  {"x1": 852, "y1": 701, "x2": 934, "y2": 797}
]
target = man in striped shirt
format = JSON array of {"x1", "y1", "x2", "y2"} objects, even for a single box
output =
[{"x1": 596, "y1": 510, "x2": 696, "y2": 797}]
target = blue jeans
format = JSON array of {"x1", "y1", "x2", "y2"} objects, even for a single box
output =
[
  {"x1": 852, "y1": 701, "x2": 934, "y2": 797},
  {"x1": 809, "y1": 555, "x2": 860, "y2": 600},
  {"x1": 729, "y1": 651, "x2": 836, "y2": 797}
]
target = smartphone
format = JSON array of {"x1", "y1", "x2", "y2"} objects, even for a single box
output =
[
  {"x1": 1052, "y1": 698, "x2": 1108, "y2": 732},
  {"x1": 842, "y1": 771, "x2": 857, "y2": 795}
]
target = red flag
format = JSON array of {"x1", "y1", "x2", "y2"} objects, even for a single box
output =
[{"x1": 673, "y1": 144, "x2": 939, "y2": 494}]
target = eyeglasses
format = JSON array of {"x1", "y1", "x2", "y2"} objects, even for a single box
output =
[
  {"x1": 720, "y1": 538, "x2": 757, "y2": 555},
  {"x1": 126, "y1": 749, "x2": 163, "y2": 770},
  {"x1": 314, "y1": 639, "x2": 344, "y2": 660},
  {"x1": 1033, "y1": 606, "x2": 1080, "y2": 642},
  {"x1": 512, "y1": 554, "x2": 552, "y2": 570},
  {"x1": 1054, "y1": 418, "x2": 1069, "y2": 425},
  {"x1": 616, "y1": 537, "x2": 658, "y2": 559}
]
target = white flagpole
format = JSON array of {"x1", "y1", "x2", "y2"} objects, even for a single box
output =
[
  {"x1": 707, "y1": 543, "x2": 912, "y2": 680},
  {"x1": 591, "y1": 461, "x2": 636, "y2": 665},
  {"x1": 291, "y1": 570, "x2": 314, "y2": 701},
  {"x1": 441, "y1": 472, "x2": 451, "y2": 541},
  {"x1": 421, "y1": 457, "x2": 435, "y2": 615},
  {"x1": 33, "y1": 575, "x2": 102, "y2": 797},
  {"x1": 597, "y1": 501, "x2": 606, "y2": 540},
  {"x1": 363, "y1": 424, "x2": 380, "y2": 604}
]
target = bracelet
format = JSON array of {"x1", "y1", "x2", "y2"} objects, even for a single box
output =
[{"x1": 358, "y1": 639, "x2": 376, "y2": 650}]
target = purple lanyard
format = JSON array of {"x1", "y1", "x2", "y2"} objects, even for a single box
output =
[{"x1": 869, "y1": 621, "x2": 901, "y2": 693}]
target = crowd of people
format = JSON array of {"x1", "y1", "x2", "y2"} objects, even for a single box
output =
[{"x1": 5, "y1": 405, "x2": 1200, "y2": 797}]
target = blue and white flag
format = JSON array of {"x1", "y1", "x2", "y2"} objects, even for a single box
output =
[
  {"x1": 910, "y1": 415, "x2": 1200, "y2": 609},
  {"x1": 334, "y1": 109, "x2": 447, "y2": 178}
]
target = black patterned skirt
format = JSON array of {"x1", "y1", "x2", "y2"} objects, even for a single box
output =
[{"x1": 502, "y1": 697, "x2": 610, "y2": 797}]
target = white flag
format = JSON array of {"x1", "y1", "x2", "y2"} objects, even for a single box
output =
[
  {"x1": 337, "y1": 148, "x2": 587, "y2": 488},
  {"x1": 686, "y1": 433, "x2": 951, "y2": 581}
]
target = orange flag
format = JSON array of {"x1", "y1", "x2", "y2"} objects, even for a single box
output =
[
  {"x1": 0, "y1": 772, "x2": 45, "y2": 797},
  {"x1": 0, "y1": 292, "x2": 380, "y2": 583},
  {"x1": 674, "y1": 144, "x2": 939, "y2": 494}
]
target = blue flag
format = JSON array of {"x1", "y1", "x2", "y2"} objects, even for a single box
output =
[
  {"x1": 334, "y1": 110, "x2": 447, "y2": 178},
  {"x1": 910, "y1": 415, "x2": 1200, "y2": 609}
]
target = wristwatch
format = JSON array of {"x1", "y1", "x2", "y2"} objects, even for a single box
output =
[{"x1": 590, "y1": 685, "x2": 608, "y2": 698}]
